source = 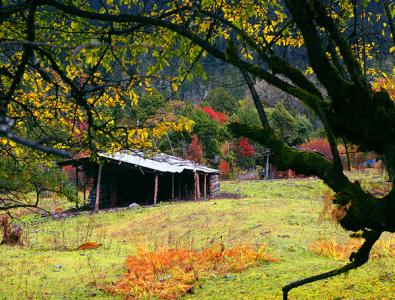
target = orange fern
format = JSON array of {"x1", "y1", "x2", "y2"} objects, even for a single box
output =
[
  {"x1": 104, "y1": 244, "x2": 278, "y2": 299},
  {"x1": 76, "y1": 242, "x2": 102, "y2": 250}
]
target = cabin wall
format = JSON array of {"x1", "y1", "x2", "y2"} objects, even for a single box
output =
[
  {"x1": 84, "y1": 163, "x2": 218, "y2": 208},
  {"x1": 210, "y1": 174, "x2": 220, "y2": 195}
]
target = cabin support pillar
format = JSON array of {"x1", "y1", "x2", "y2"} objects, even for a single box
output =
[
  {"x1": 204, "y1": 173, "x2": 207, "y2": 199},
  {"x1": 194, "y1": 172, "x2": 197, "y2": 200},
  {"x1": 265, "y1": 154, "x2": 269, "y2": 179},
  {"x1": 75, "y1": 166, "x2": 79, "y2": 208},
  {"x1": 154, "y1": 172, "x2": 158, "y2": 205},
  {"x1": 83, "y1": 171, "x2": 86, "y2": 205},
  {"x1": 95, "y1": 164, "x2": 102, "y2": 212},
  {"x1": 195, "y1": 172, "x2": 200, "y2": 200}
]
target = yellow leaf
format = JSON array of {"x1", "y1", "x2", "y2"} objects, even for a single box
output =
[
  {"x1": 129, "y1": 90, "x2": 139, "y2": 106},
  {"x1": 305, "y1": 66, "x2": 314, "y2": 76}
]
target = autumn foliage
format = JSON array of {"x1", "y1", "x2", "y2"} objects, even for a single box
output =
[
  {"x1": 202, "y1": 106, "x2": 227, "y2": 123},
  {"x1": 238, "y1": 138, "x2": 254, "y2": 158},
  {"x1": 186, "y1": 135, "x2": 203, "y2": 163},
  {"x1": 218, "y1": 160, "x2": 231, "y2": 177},
  {"x1": 76, "y1": 241, "x2": 102, "y2": 250},
  {"x1": 105, "y1": 244, "x2": 278, "y2": 299},
  {"x1": 373, "y1": 76, "x2": 395, "y2": 102},
  {"x1": 310, "y1": 236, "x2": 395, "y2": 261},
  {"x1": 299, "y1": 138, "x2": 332, "y2": 160},
  {"x1": 0, "y1": 215, "x2": 23, "y2": 245}
]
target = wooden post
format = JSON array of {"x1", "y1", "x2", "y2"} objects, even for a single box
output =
[
  {"x1": 75, "y1": 166, "x2": 79, "y2": 208},
  {"x1": 194, "y1": 172, "x2": 197, "y2": 200},
  {"x1": 265, "y1": 154, "x2": 269, "y2": 179},
  {"x1": 83, "y1": 172, "x2": 86, "y2": 205},
  {"x1": 171, "y1": 173, "x2": 175, "y2": 200},
  {"x1": 154, "y1": 172, "x2": 158, "y2": 205},
  {"x1": 95, "y1": 165, "x2": 102, "y2": 212},
  {"x1": 196, "y1": 172, "x2": 200, "y2": 200},
  {"x1": 209, "y1": 175, "x2": 212, "y2": 196},
  {"x1": 204, "y1": 173, "x2": 207, "y2": 199},
  {"x1": 51, "y1": 199, "x2": 56, "y2": 214}
]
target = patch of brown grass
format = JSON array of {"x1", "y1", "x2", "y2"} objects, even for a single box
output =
[
  {"x1": 104, "y1": 244, "x2": 278, "y2": 299},
  {"x1": 310, "y1": 235, "x2": 395, "y2": 261},
  {"x1": 309, "y1": 238, "x2": 362, "y2": 261}
]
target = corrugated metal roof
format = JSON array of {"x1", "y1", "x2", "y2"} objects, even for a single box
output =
[{"x1": 100, "y1": 151, "x2": 220, "y2": 174}]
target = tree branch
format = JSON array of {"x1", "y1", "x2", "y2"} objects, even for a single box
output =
[
  {"x1": 310, "y1": 0, "x2": 368, "y2": 90},
  {"x1": 285, "y1": 0, "x2": 352, "y2": 101},
  {"x1": 239, "y1": 69, "x2": 270, "y2": 128},
  {"x1": 0, "y1": 128, "x2": 72, "y2": 158},
  {"x1": 228, "y1": 123, "x2": 351, "y2": 192},
  {"x1": 282, "y1": 230, "x2": 382, "y2": 299},
  {"x1": 40, "y1": 0, "x2": 328, "y2": 113}
]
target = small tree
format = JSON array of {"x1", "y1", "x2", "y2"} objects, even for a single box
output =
[
  {"x1": 186, "y1": 135, "x2": 203, "y2": 163},
  {"x1": 204, "y1": 87, "x2": 239, "y2": 114},
  {"x1": 0, "y1": 146, "x2": 77, "y2": 215},
  {"x1": 184, "y1": 105, "x2": 230, "y2": 159},
  {"x1": 237, "y1": 137, "x2": 255, "y2": 169},
  {"x1": 218, "y1": 160, "x2": 231, "y2": 178}
]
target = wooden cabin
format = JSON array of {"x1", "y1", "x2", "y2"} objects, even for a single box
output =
[{"x1": 59, "y1": 151, "x2": 220, "y2": 210}]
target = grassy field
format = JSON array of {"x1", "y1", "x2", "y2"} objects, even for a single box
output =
[{"x1": 0, "y1": 172, "x2": 394, "y2": 299}]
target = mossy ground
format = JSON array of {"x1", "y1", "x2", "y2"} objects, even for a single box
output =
[{"x1": 0, "y1": 170, "x2": 394, "y2": 299}]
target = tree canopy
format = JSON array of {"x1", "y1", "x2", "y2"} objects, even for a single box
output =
[
  {"x1": 204, "y1": 87, "x2": 239, "y2": 114},
  {"x1": 1, "y1": 0, "x2": 395, "y2": 297}
]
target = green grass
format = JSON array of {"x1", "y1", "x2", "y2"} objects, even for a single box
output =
[{"x1": 0, "y1": 172, "x2": 394, "y2": 299}]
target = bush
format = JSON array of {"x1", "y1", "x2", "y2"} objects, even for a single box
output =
[
  {"x1": 204, "y1": 87, "x2": 238, "y2": 114},
  {"x1": 105, "y1": 244, "x2": 278, "y2": 299},
  {"x1": 299, "y1": 138, "x2": 333, "y2": 160}
]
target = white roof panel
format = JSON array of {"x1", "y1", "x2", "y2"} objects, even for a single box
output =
[{"x1": 99, "y1": 151, "x2": 220, "y2": 174}]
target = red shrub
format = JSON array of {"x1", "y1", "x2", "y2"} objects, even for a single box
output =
[
  {"x1": 202, "y1": 106, "x2": 227, "y2": 123},
  {"x1": 238, "y1": 138, "x2": 254, "y2": 158},
  {"x1": 299, "y1": 138, "x2": 332, "y2": 160},
  {"x1": 219, "y1": 160, "x2": 230, "y2": 177}
]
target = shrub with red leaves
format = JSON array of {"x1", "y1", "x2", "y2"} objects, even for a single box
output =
[
  {"x1": 238, "y1": 138, "x2": 255, "y2": 158},
  {"x1": 186, "y1": 135, "x2": 203, "y2": 163},
  {"x1": 299, "y1": 138, "x2": 332, "y2": 160},
  {"x1": 202, "y1": 106, "x2": 227, "y2": 123},
  {"x1": 219, "y1": 160, "x2": 230, "y2": 177}
]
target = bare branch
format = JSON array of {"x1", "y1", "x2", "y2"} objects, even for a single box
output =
[
  {"x1": 239, "y1": 68, "x2": 270, "y2": 128},
  {"x1": 0, "y1": 128, "x2": 72, "y2": 158},
  {"x1": 282, "y1": 230, "x2": 382, "y2": 299}
]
